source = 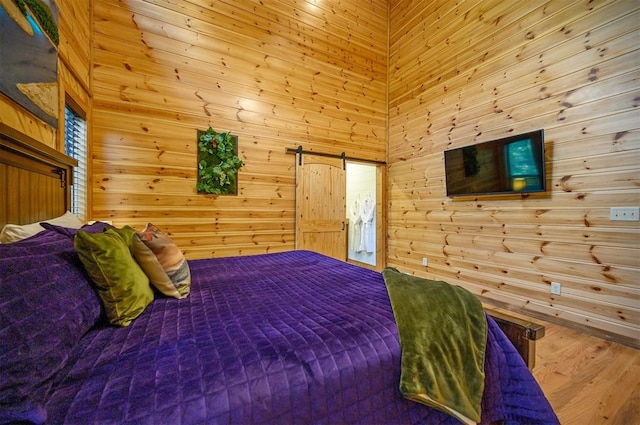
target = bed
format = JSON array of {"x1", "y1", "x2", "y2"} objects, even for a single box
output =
[{"x1": 0, "y1": 127, "x2": 559, "y2": 425}]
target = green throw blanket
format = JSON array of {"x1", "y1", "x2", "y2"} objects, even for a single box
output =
[{"x1": 382, "y1": 268, "x2": 487, "y2": 424}]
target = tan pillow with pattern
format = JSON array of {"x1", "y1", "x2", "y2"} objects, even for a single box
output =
[{"x1": 132, "y1": 223, "x2": 190, "y2": 299}]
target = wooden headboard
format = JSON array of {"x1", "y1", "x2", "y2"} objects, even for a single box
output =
[{"x1": 0, "y1": 123, "x2": 77, "y2": 229}]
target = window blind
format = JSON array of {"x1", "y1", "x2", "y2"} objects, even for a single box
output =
[{"x1": 64, "y1": 105, "x2": 87, "y2": 220}]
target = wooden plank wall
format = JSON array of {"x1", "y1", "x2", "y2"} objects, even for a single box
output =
[
  {"x1": 387, "y1": 0, "x2": 639, "y2": 345},
  {"x1": 57, "y1": 0, "x2": 92, "y2": 95},
  {"x1": 0, "y1": 93, "x2": 56, "y2": 148},
  {"x1": 90, "y1": 0, "x2": 388, "y2": 258},
  {"x1": 57, "y1": 0, "x2": 93, "y2": 220},
  {"x1": 57, "y1": 0, "x2": 92, "y2": 120}
]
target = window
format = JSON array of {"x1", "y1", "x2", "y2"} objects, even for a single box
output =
[{"x1": 64, "y1": 104, "x2": 87, "y2": 219}]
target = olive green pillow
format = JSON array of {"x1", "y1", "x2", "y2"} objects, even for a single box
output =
[
  {"x1": 111, "y1": 225, "x2": 137, "y2": 249},
  {"x1": 74, "y1": 228, "x2": 154, "y2": 327}
]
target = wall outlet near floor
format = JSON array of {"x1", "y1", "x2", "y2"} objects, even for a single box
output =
[
  {"x1": 610, "y1": 207, "x2": 640, "y2": 221},
  {"x1": 422, "y1": 257, "x2": 428, "y2": 267},
  {"x1": 550, "y1": 282, "x2": 562, "y2": 295}
]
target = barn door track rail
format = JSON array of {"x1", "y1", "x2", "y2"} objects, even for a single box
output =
[{"x1": 286, "y1": 145, "x2": 386, "y2": 168}]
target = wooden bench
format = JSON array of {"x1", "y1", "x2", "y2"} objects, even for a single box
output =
[{"x1": 486, "y1": 309, "x2": 546, "y2": 370}]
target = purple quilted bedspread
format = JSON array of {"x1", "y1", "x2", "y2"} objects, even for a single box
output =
[{"x1": 42, "y1": 250, "x2": 557, "y2": 424}]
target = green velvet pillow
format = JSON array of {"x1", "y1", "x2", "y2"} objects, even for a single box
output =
[
  {"x1": 111, "y1": 225, "x2": 137, "y2": 248},
  {"x1": 74, "y1": 228, "x2": 154, "y2": 327}
]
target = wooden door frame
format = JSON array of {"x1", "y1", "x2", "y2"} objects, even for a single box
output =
[
  {"x1": 290, "y1": 147, "x2": 386, "y2": 270},
  {"x1": 345, "y1": 161, "x2": 386, "y2": 272}
]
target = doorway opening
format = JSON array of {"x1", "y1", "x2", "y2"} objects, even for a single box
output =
[
  {"x1": 290, "y1": 146, "x2": 385, "y2": 269},
  {"x1": 346, "y1": 162, "x2": 382, "y2": 269}
]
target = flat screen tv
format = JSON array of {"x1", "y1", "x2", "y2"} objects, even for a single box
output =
[{"x1": 444, "y1": 129, "x2": 546, "y2": 197}]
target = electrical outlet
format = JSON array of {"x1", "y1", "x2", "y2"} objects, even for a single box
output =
[
  {"x1": 550, "y1": 282, "x2": 562, "y2": 295},
  {"x1": 422, "y1": 257, "x2": 428, "y2": 267},
  {"x1": 610, "y1": 207, "x2": 640, "y2": 221}
]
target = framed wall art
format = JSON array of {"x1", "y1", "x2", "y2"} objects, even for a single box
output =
[{"x1": 0, "y1": 0, "x2": 59, "y2": 127}]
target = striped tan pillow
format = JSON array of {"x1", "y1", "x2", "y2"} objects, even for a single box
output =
[{"x1": 132, "y1": 223, "x2": 190, "y2": 299}]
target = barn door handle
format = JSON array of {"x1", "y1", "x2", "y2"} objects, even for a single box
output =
[{"x1": 342, "y1": 221, "x2": 345, "y2": 231}]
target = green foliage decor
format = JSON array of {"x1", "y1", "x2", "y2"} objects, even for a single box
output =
[{"x1": 197, "y1": 127, "x2": 244, "y2": 195}]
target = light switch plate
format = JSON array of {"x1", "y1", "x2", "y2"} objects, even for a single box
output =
[{"x1": 610, "y1": 207, "x2": 640, "y2": 221}]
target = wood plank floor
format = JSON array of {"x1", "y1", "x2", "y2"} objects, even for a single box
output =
[{"x1": 530, "y1": 319, "x2": 640, "y2": 424}]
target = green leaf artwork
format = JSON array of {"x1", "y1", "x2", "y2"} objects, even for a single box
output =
[{"x1": 196, "y1": 127, "x2": 244, "y2": 195}]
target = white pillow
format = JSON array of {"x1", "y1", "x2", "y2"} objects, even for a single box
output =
[{"x1": 0, "y1": 211, "x2": 83, "y2": 243}]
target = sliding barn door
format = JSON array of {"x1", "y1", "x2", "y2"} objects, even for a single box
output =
[{"x1": 295, "y1": 155, "x2": 346, "y2": 261}]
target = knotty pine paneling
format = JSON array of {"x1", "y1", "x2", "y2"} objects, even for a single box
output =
[
  {"x1": 0, "y1": 94, "x2": 56, "y2": 149},
  {"x1": 57, "y1": 0, "x2": 92, "y2": 93},
  {"x1": 91, "y1": 0, "x2": 388, "y2": 257},
  {"x1": 387, "y1": 0, "x2": 640, "y2": 345}
]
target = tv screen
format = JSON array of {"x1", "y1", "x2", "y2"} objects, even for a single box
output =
[{"x1": 444, "y1": 129, "x2": 546, "y2": 197}]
